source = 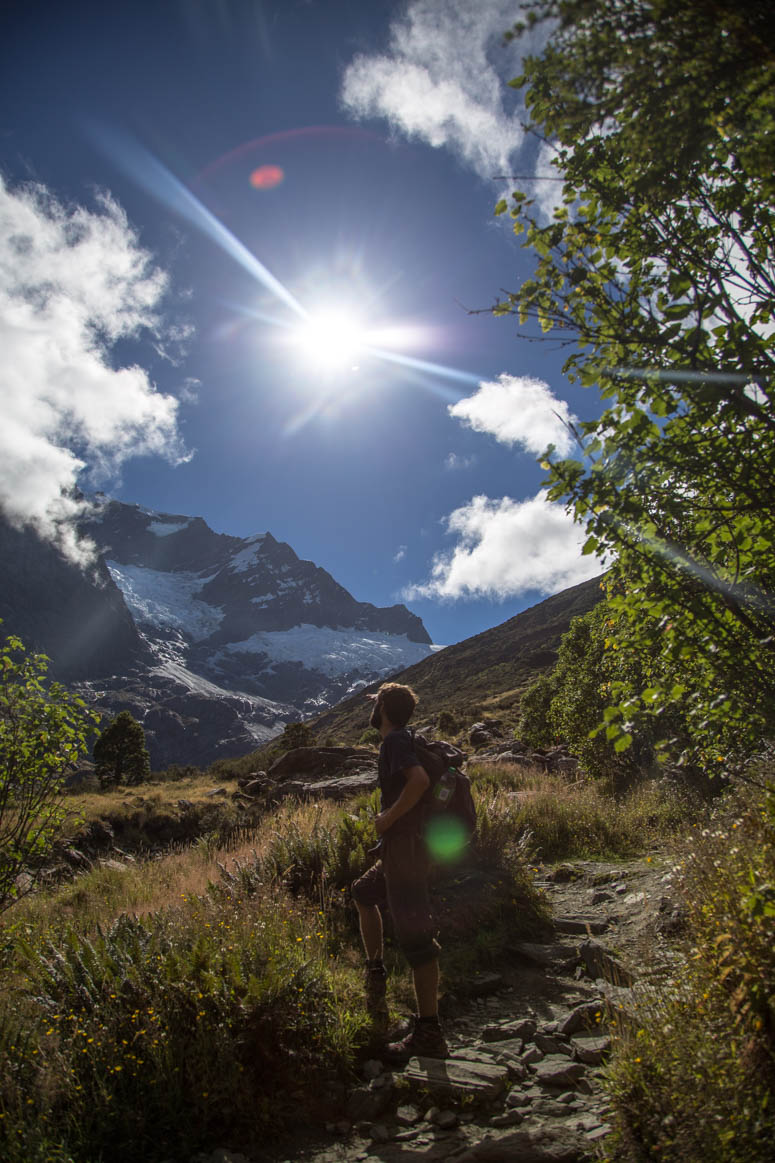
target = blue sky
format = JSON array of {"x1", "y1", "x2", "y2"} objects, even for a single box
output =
[{"x1": 0, "y1": 0, "x2": 601, "y2": 645}]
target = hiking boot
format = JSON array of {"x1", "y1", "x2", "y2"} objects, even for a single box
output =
[
  {"x1": 382, "y1": 1015, "x2": 449, "y2": 1064},
  {"x1": 365, "y1": 961, "x2": 388, "y2": 1026}
]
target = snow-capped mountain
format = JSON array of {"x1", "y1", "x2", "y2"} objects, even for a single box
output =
[{"x1": 0, "y1": 499, "x2": 438, "y2": 767}]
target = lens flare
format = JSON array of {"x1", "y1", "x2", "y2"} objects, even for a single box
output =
[
  {"x1": 85, "y1": 121, "x2": 307, "y2": 319},
  {"x1": 88, "y1": 123, "x2": 487, "y2": 421},
  {"x1": 425, "y1": 815, "x2": 468, "y2": 863},
  {"x1": 250, "y1": 164, "x2": 284, "y2": 190}
]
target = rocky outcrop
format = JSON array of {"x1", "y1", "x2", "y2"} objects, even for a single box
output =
[
  {"x1": 471, "y1": 737, "x2": 580, "y2": 777},
  {"x1": 232, "y1": 745, "x2": 379, "y2": 804}
]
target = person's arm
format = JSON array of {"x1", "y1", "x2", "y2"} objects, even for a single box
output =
[{"x1": 375, "y1": 764, "x2": 430, "y2": 835}]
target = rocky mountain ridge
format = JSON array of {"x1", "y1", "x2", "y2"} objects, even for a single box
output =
[{"x1": 0, "y1": 499, "x2": 436, "y2": 767}]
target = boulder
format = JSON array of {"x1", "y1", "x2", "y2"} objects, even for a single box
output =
[
  {"x1": 402, "y1": 1055, "x2": 508, "y2": 1099},
  {"x1": 534, "y1": 1056, "x2": 587, "y2": 1089},
  {"x1": 572, "y1": 1034, "x2": 611, "y2": 1065},
  {"x1": 268, "y1": 746, "x2": 376, "y2": 779},
  {"x1": 271, "y1": 770, "x2": 376, "y2": 803},
  {"x1": 557, "y1": 1000, "x2": 607, "y2": 1037},
  {"x1": 469, "y1": 723, "x2": 495, "y2": 748}
]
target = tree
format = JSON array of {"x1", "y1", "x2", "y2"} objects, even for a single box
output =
[
  {"x1": 279, "y1": 721, "x2": 313, "y2": 750},
  {"x1": 93, "y1": 710, "x2": 150, "y2": 787},
  {"x1": 0, "y1": 632, "x2": 98, "y2": 912},
  {"x1": 499, "y1": 0, "x2": 775, "y2": 767}
]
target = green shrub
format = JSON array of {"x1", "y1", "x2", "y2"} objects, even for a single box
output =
[
  {"x1": 517, "y1": 673, "x2": 555, "y2": 749},
  {"x1": 0, "y1": 632, "x2": 98, "y2": 912},
  {"x1": 602, "y1": 777, "x2": 775, "y2": 1161}
]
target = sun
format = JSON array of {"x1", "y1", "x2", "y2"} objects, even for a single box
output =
[{"x1": 293, "y1": 307, "x2": 368, "y2": 370}]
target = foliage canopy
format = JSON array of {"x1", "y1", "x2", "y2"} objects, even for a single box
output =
[{"x1": 501, "y1": 0, "x2": 775, "y2": 766}]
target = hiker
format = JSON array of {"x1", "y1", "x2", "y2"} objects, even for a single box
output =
[{"x1": 350, "y1": 682, "x2": 448, "y2": 1061}]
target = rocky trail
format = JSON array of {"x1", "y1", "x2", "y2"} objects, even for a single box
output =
[{"x1": 193, "y1": 855, "x2": 683, "y2": 1163}]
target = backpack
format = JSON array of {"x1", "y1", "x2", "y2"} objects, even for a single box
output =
[{"x1": 410, "y1": 730, "x2": 477, "y2": 837}]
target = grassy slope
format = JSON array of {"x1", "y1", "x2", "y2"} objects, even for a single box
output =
[{"x1": 308, "y1": 573, "x2": 604, "y2": 744}]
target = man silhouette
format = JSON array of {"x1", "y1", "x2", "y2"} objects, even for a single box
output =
[{"x1": 351, "y1": 682, "x2": 448, "y2": 1061}]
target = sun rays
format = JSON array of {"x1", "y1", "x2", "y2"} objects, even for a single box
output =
[{"x1": 88, "y1": 126, "x2": 482, "y2": 433}]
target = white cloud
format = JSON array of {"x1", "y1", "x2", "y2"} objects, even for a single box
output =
[
  {"x1": 532, "y1": 139, "x2": 566, "y2": 221},
  {"x1": 341, "y1": 0, "x2": 531, "y2": 181},
  {"x1": 444, "y1": 451, "x2": 476, "y2": 471},
  {"x1": 449, "y1": 374, "x2": 578, "y2": 457},
  {"x1": 393, "y1": 545, "x2": 407, "y2": 563},
  {"x1": 0, "y1": 177, "x2": 188, "y2": 563},
  {"x1": 404, "y1": 492, "x2": 602, "y2": 600}
]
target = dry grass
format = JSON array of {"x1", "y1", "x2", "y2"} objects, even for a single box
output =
[
  {"x1": 5, "y1": 798, "x2": 352, "y2": 940},
  {"x1": 60, "y1": 770, "x2": 239, "y2": 831},
  {"x1": 469, "y1": 762, "x2": 699, "y2": 861}
]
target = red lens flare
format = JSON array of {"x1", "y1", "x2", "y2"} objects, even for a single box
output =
[{"x1": 249, "y1": 164, "x2": 284, "y2": 190}]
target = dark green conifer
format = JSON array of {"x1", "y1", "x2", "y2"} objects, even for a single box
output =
[{"x1": 93, "y1": 710, "x2": 150, "y2": 787}]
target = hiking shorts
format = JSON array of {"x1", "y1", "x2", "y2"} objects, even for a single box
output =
[{"x1": 351, "y1": 828, "x2": 441, "y2": 969}]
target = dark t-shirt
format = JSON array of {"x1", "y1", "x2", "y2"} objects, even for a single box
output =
[{"x1": 378, "y1": 728, "x2": 422, "y2": 812}]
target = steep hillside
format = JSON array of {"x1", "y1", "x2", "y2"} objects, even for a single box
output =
[{"x1": 307, "y1": 574, "x2": 604, "y2": 744}]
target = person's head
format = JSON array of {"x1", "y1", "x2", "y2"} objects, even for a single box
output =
[{"x1": 369, "y1": 682, "x2": 417, "y2": 732}]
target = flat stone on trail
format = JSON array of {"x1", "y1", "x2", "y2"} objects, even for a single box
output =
[
  {"x1": 450, "y1": 1124, "x2": 588, "y2": 1161},
  {"x1": 482, "y1": 1018, "x2": 537, "y2": 1042},
  {"x1": 402, "y1": 1055, "x2": 508, "y2": 1098},
  {"x1": 554, "y1": 915, "x2": 610, "y2": 935},
  {"x1": 534, "y1": 1056, "x2": 587, "y2": 1089},
  {"x1": 509, "y1": 941, "x2": 580, "y2": 969},
  {"x1": 483, "y1": 1037, "x2": 524, "y2": 1060},
  {"x1": 452, "y1": 1048, "x2": 500, "y2": 1065}
]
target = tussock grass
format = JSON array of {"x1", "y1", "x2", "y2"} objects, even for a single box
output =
[
  {"x1": 601, "y1": 775, "x2": 775, "y2": 1162},
  {"x1": 1, "y1": 882, "x2": 361, "y2": 1163},
  {"x1": 0, "y1": 783, "x2": 547, "y2": 1161},
  {"x1": 470, "y1": 762, "x2": 698, "y2": 861}
]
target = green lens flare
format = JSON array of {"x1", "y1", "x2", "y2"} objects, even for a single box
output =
[{"x1": 425, "y1": 815, "x2": 467, "y2": 862}]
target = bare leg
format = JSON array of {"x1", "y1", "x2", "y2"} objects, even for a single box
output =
[
  {"x1": 412, "y1": 957, "x2": 439, "y2": 1018},
  {"x1": 355, "y1": 901, "x2": 383, "y2": 962}
]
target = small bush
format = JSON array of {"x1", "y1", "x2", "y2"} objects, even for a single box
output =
[{"x1": 436, "y1": 710, "x2": 458, "y2": 736}]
